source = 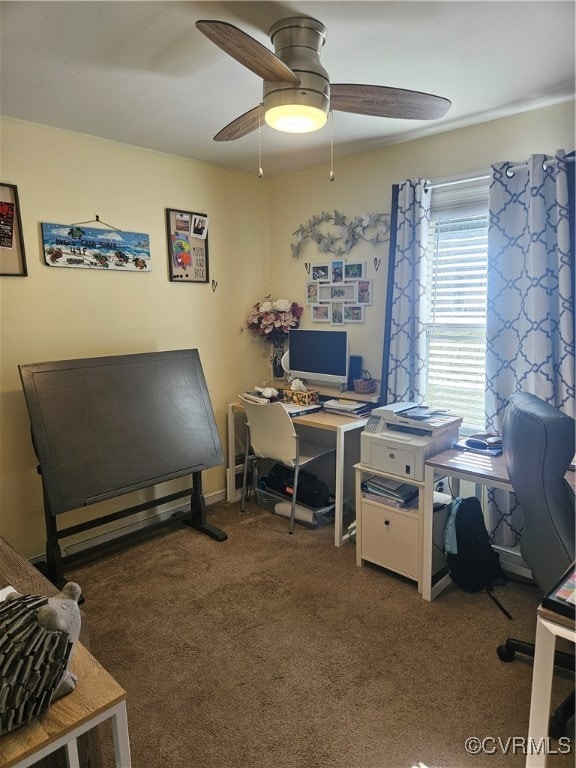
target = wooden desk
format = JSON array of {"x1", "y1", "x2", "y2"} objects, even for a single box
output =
[
  {"x1": 227, "y1": 403, "x2": 368, "y2": 546},
  {"x1": 0, "y1": 538, "x2": 131, "y2": 767},
  {"x1": 422, "y1": 449, "x2": 576, "y2": 601}
]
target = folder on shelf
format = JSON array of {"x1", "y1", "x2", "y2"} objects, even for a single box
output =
[{"x1": 361, "y1": 475, "x2": 419, "y2": 504}]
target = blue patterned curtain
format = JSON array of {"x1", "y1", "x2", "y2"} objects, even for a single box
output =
[
  {"x1": 382, "y1": 179, "x2": 431, "y2": 403},
  {"x1": 485, "y1": 149, "x2": 575, "y2": 546}
]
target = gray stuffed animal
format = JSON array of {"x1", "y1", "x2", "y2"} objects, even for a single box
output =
[{"x1": 0, "y1": 581, "x2": 82, "y2": 736}]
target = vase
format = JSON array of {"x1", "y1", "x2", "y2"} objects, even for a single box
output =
[{"x1": 270, "y1": 337, "x2": 285, "y2": 379}]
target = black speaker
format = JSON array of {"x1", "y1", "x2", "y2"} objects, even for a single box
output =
[{"x1": 348, "y1": 355, "x2": 363, "y2": 391}]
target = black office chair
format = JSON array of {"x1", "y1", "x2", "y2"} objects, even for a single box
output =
[{"x1": 497, "y1": 391, "x2": 575, "y2": 738}]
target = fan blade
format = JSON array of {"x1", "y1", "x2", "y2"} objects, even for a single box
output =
[
  {"x1": 214, "y1": 105, "x2": 263, "y2": 141},
  {"x1": 196, "y1": 20, "x2": 299, "y2": 84},
  {"x1": 331, "y1": 84, "x2": 451, "y2": 120}
]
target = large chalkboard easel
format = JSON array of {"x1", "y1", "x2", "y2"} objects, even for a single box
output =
[{"x1": 19, "y1": 349, "x2": 227, "y2": 586}]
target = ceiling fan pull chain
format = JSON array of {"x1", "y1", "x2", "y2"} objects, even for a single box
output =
[
  {"x1": 329, "y1": 111, "x2": 335, "y2": 182},
  {"x1": 258, "y1": 107, "x2": 264, "y2": 179}
]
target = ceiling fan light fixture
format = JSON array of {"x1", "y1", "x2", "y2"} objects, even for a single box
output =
[
  {"x1": 265, "y1": 103, "x2": 327, "y2": 133},
  {"x1": 198, "y1": 14, "x2": 452, "y2": 143}
]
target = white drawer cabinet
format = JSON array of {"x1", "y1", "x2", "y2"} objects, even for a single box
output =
[
  {"x1": 359, "y1": 500, "x2": 419, "y2": 579},
  {"x1": 355, "y1": 464, "x2": 424, "y2": 588}
]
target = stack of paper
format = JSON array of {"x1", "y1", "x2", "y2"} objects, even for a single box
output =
[
  {"x1": 322, "y1": 398, "x2": 373, "y2": 418},
  {"x1": 281, "y1": 402, "x2": 322, "y2": 416},
  {"x1": 242, "y1": 391, "x2": 269, "y2": 404},
  {"x1": 361, "y1": 475, "x2": 419, "y2": 507}
]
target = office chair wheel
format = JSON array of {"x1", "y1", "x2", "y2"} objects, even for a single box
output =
[
  {"x1": 548, "y1": 690, "x2": 575, "y2": 740},
  {"x1": 497, "y1": 644, "x2": 515, "y2": 662},
  {"x1": 549, "y1": 714, "x2": 566, "y2": 740}
]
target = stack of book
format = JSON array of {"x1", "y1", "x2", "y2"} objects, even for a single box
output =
[
  {"x1": 361, "y1": 475, "x2": 419, "y2": 508},
  {"x1": 322, "y1": 398, "x2": 373, "y2": 419}
]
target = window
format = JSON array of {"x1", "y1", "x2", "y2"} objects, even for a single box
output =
[{"x1": 425, "y1": 179, "x2": 489, "y2": 431}]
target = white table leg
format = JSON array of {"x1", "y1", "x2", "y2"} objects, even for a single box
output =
[
  {"x1": 526, "y1": 617, "x2": 574, "y2": 768},
  {"x1": 65, "y1": 739, "x2": 80, "y2": 768},
  {"x1": 226, "y1": 403, "x2": 237, "y2": 503},
  {"x1": 333, "y1": 426, "x2": 346, "y2": 547},
  {"x1": 111, "y1": 700, "x2": 132, "y2": 767},
  {"x1": 422, "y1": 464, "x2": 453, "y2": 601},
  {"x1": 422, "y1": 464, "x2": 435, "y2": 601}
]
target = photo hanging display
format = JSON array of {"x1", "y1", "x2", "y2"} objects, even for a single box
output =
[
  {"x1": 166, "y1": 209, "x2": 209, "y2": 283},
  {"x1": 42, "y1": 222, "x2": 151, "y2": 271},
  {"x1": 308, "y1": 260, "x2": 368, "y2": 324}
]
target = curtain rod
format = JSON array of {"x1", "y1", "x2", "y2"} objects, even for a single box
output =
[
  {"x1": 425, "y1": 174, "x2": 489, "y2": 192},
  {"x1": 505, "y1": 155, "x2": 575, "y2": 177},
  {"x1": 427, "y1": 155, "x2": 575, "y2": 190}
]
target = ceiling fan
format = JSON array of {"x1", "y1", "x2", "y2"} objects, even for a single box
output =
[{"x1": 196, "y1": 15, "x2": 451, "y2": 141}]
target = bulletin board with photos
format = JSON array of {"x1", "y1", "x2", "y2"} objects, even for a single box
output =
[
  {"x1": 166, "y1": 208, "x2": 209, "y2": 283},
  {"x1": 307, "y1": 260, "x2": 372, "y2": 324}
]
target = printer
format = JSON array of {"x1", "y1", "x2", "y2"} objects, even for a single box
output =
[{"x1": 360, "y1": 402, "x2": 462, "y2": 481}]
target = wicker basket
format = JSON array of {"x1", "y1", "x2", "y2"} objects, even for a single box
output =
[
  {"x1": 353, "y1": 378, "x2": 376, "y2": 394},
  {"x1": 283, "y1": 389, "x2": 319, "y2": 405}
]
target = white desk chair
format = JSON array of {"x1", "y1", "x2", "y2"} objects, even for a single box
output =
[{"x1": 239, "y1": 396, "x2": 335, "y2": 533}]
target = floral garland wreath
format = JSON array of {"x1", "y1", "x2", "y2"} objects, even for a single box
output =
[{"x1": 291, "y1": 210, "x2": 390, "y2": 258}]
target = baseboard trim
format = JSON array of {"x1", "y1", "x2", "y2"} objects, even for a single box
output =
[
  {"x1": 29, "y1": 488, "x2": 226, "y2": 565},
  {"x1": 493, "y1": 544, "x2": 533, "y2": 580}
]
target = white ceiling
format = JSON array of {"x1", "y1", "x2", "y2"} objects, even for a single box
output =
[{"x1": 1, "y1": 1, "x2": 574, "y2": 177}]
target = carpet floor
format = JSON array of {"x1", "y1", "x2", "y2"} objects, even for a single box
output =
[{"x1": 66, "y1": 500, "x2": 574, "y2": 768}]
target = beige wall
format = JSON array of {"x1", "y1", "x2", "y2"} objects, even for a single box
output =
[
  {"x1": 266, "y1": 101, "x2": 575, "y2": 378},
  {"x1": 0, "y1": 118, "x2": 271, "y2": 557},
  {"x1": 1, "y1": 100, "x2": 574, "y2": 558}
]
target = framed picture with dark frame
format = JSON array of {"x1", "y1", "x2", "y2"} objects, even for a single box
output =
[
  {"x1": 165, "y1": 208, "x2": 209, "y2": 283},
  {"x1": 0, "y1": 183, "x2": 27, "y2": 276}
]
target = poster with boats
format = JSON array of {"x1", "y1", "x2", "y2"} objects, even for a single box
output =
[{"x1": 41, "y1": 223, "x2": 151, "y2": 271}]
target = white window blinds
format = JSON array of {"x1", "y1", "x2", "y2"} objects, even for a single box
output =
[{"x1": 425, "y1": 178, "x2": 489, "y2": 431}]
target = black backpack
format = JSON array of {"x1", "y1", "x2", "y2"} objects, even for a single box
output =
[{"x1": 444, "y1": 496, "x2": 507, "y2": 594}]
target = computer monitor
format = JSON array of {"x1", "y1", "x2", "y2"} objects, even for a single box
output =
[{"x1": 284, "y1": 329, "x2": 349, "y2": 387}]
